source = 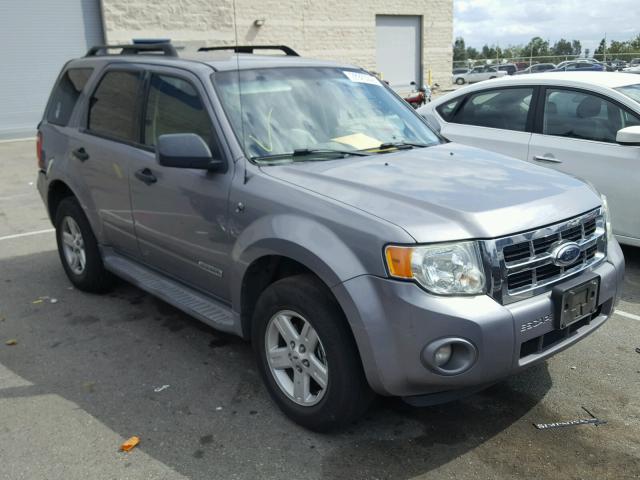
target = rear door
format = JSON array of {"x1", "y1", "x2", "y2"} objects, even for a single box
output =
[
  {"x1": 129, "y1": 67, "x2": 234, "y2": 300},
  {"x1": 527, "y1": 87, "x2": 640, "y2": 241},
  {"x1": 72, "y1": 66, "x2": 147, "y2": 256},
  {"x1": 438, "y1": 86, "x2": 536, "y2": 159}
]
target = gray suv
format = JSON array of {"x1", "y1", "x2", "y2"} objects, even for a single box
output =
[{"x1": 37, "y1": 43, "x2": 625, "y2": 431}]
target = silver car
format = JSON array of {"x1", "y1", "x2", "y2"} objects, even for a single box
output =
[
  {"x1": 37, "y1": 44, "x2": 624, "y2": 431},
  {"x1": 453, "y1": 65, "x2": 508, "y2": 85}
]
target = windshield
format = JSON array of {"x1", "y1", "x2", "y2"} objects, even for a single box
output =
[
  {"x1": 616, "y1": 84, "x2": 640, "y2": 104},
  {"x1": 211, "y1": 67, "x2": 440, "y2": 162}
]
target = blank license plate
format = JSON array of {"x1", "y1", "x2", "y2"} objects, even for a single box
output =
[{"x1": 556, "y1": 278, "x2": 599, "y2": 329}]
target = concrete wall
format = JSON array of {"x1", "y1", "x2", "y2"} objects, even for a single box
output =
[{"x1": 100, "y1": 0, "x2": 453, "y2": 87}]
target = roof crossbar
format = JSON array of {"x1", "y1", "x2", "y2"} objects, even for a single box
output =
[
  {"x1": 197, "y1": 45, "x2": 299, "y2": 56},
  {"x1": 85, "y1": 43, "x2": 178, "y2": 57}
]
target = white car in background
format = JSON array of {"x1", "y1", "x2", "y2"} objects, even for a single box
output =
[
  {"x1": 419, "y1": 72, "x2": 640, "y2": 246},
  {"x1": 452, "y1": 65, "x2": 508, "y2": 85}
]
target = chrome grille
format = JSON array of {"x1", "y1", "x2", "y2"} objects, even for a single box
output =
[{"x1": 483, "y1": 208, "x2": 607, "y2": 305}]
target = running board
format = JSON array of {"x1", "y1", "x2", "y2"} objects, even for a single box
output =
[{"x1": 103, "y1": 250, "x2": 236, "y2": 334}]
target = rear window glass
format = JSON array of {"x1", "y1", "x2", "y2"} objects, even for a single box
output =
[
  {"x1": 88, "y1": 71, "x2": 141, "y2": 142},
  {"x1": 46, "y1": 68, "x2": 93, "y2": 126}
]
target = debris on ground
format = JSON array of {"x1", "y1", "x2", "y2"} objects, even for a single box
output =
[
  {"x1": 216, "y1": 406, "x2": 223, "y2": 411},
  {"x1": 5, "y1": 339, "x2": 17, "y2": 346},
  {"x1": 32, "y1": 299, "x2": 43, "y2": 304},
  {"x1": 635, "y1": 347, "x2": 640, "y2": 354},
  {"x1": 534, "y1": 406, "x2": 607, "y2": 430},
  {"x1": 534, "y1": 418, "x2": 606, "y2": 430},
  {"x1": 570, "y1": 366, "x2": 577, "y2": 370},
  {"x1": 120, "y1": 436, "x2": 140, "y2": 452},
  {"x1": 153, "y1": 384, "x2": 170, "y2": 393},
  {"x1": 50, "y1": 298, "x2": 58, "y2": 304}
]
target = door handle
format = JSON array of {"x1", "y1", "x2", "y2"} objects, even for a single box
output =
[
  {"x1": 134, "y1": 168, "x2": 157, "y2": 185},
  {"x1": 533, "y1": 155, "x2": 562, "y2": 164},
  {"x1": 72, "y1": 147, "x2": 89, "y2": 162}
]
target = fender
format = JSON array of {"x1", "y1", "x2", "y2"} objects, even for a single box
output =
[{"x1": 229, "y1": 213, "x2": 370, "y2": 314}]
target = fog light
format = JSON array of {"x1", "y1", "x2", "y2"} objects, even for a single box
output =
[{"x1": 434, "y1": 344, "x2": 452, "y2": 366}]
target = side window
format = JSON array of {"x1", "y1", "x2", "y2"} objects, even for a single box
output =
[
  {"x1": 46, "y1": 68, "x2": 93, "y2": 126},
  {"x1": 88, "y1": 71, "x2": 142, "y2": 142},
  {"x1": 451, "y1": 88, "x2": 533, "y2": 131},
  {"x1": 543, "y1": 89, "x2": 640, "y2": 143},
  {"x1": 436, "y1": 98, "x2": 461, "y2": 122},
  {"x1": 143, "y1": 74, "x2": 219, "y2": 156}
]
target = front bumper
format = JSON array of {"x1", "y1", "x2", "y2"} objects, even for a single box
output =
[{"x1": 332, "y1": 239, "x2": 625, "y2": 397}]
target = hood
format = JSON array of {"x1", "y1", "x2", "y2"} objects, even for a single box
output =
[{"x1": 260, "y1": 143, "x2": 601, "y2": 243}]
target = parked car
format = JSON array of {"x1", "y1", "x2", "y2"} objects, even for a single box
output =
[
  {"x1": 452, "y1": 65, "x2": 507, "y2": 85},
  {"x1": 38, "y1": 44, "x2": 624, "y2": 431},
  {"x1": 516, "y1": 63, "x2": 556, "y2": 74},
  {"x1": 497, "y1": 63, "x2": 517, "y2": 76},
  {"x1": 418, "y1": 72, "x2": 640, "y2": 246},
  {"x1": 551, "y1": 62, "x2": 606, "y2": 72},
  {"x1": 623, "y1": 65, "x2": 640, "y2": 74},
  {"x1": 556, "y1": 59, "x2": 599, "y2": 69},
  {"x1": 629, "y1": 58, "x2": 640, "y2": 67},
  {"x1": 453, "y1": 67, "x2": 469, "y2": 75}
]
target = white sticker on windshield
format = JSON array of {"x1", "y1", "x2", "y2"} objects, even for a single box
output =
[{"x1": 342, "y1": 71, "x2": 382, "y2": 86}]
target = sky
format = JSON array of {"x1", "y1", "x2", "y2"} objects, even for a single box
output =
[{"x1": 453, "y1": 0, "x2": 640, "y2": 55}]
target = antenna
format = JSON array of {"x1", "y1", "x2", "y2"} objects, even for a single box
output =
[{"x1": 231, "y1": 0, "x2": 249, "y2": 184}]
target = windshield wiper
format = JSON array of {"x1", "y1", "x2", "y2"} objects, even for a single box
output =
[
  {"x1": 292, "y1": 148, "x2": 371, "y2": 157},
  {"x1": 252, "y1": 148, "x2": 371, "y2": 163},
  {"x1": 376, "y1": 141, "x2": 432, "y2": 150}
]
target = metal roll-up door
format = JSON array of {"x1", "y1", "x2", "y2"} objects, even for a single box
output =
[
  {"x1": 0, "y1": 0, "x2": 104, "y2": 139},
  {"x1": 375, "y1": 15, "x2": 422, "y2": 91}
]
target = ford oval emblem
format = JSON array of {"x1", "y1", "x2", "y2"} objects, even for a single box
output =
[{"x1": 552, "y1": 242, "x2": 582, "y2": 267}]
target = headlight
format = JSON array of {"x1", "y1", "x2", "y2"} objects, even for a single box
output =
[
  {"x1": 600, "y1": 194, "x2": 613, "y2": 242},
  {"x1": 385, "y1": 241, "x2": 486, "y2": 295}
]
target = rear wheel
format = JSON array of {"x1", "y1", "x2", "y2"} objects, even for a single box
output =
[
  {"x1": 252, "y1": 274, "x2": 374, "y2": 431},
  {"x1": 55, "y1": 197, "x2": 114, "y2": 292}
]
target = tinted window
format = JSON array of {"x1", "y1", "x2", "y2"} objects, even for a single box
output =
[
  {"x1": 143, "y1": 74, "x2": 216, "y2": 154},
  {"x1": 543, "y1": 89, "x2": 640, "y2": 142},
  {"x1": 46, "y1": 68, "x2": 93, "y2": 126},
  {"x1": 451, "y1": 88, "x2": 533, "y2": 131},
  {"x1": 88, "y1": 71, "x2": 141, "y2": 142},
  {"x1": 436, "y1": 98, "x2": 461, "y2": 121}
]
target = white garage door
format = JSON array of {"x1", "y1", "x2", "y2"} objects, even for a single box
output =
[
  {"x1": 0, "y1": 0, "x2": 104, "y2": 139},
  {"x1": 375, "y1": 15, "x2": 422, "y2": 91}
]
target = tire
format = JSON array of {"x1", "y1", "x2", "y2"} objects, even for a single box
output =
[
  {"x1": 489, "y1": 76, "x2": 496, "y2": 79},
  {"x1": 252, "y1": 274, "x2": 374, "y2": 431},
  {"x1": 455, "y1": 77, "x2": 465, "y2": 85},
  {"x1": 54, "y1": 197, "x2": 114, "y2": 293}
]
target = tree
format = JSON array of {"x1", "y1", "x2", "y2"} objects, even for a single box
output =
[
  {"x1": 572, "y1": 40, "x2": 582, "y2": 56},
  {"x1": 594, "y1": 38, "x2": 607, "y2": 60},
  {"x1": 552, "y1": 38, "x2": 574, "y2": 56},
  {"x1": 453, "y1": 37, "x2": 467, "y2": 62},
  {"x1": 466, "y1": 46, "x2": 479, "y2": 60},
  {"x1": 523, "y1": 37, "x2": 550, "y2": 58}
]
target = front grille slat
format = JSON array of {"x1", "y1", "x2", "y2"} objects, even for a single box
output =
[{"x1": 489, "y1": 209, "x2": 606, "y2": 301}]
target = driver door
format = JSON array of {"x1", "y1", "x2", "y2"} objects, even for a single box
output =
[{"x1": 129, "y1": 67, "x2": 235, "y2": 301}]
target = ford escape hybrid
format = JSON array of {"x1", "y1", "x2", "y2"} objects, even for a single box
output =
[{"x1": 37, "y1": 43, "x2": 625, "y2": 431}]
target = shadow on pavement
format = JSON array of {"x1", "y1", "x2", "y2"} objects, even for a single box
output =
[{"x1": 0, "y1": 249, "x2": 556, "y2": 480}]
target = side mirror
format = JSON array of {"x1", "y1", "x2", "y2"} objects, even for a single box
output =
[
  {"x1": 616, "y1": 126, "x2": 640, "y2": 146},
  {"x1": 156, "y1": 133, "x2": 225, "y2": 171}
]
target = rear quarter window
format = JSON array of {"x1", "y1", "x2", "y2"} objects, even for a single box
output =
[
  {"x1": 46, "y1": 68, "x2": 93, "y2": 126},
  {"x1": 436, "y1": 98, "x2": 461, "y2": 121}
]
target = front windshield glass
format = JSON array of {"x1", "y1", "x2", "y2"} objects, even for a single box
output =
[
  {"x1": 616, "y1": 84, "x2": 640, "y2": 105},
  {"x1": 211, "y1": 67, "x2": 440, "y2": 162}
]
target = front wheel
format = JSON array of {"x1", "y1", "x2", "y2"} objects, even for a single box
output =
[
  {"x1": 455, "y1": 77, "x2": 465, "y2": 85},
  {"x1": 252, "y1": 274, "x2": 374, "y2": 431}
]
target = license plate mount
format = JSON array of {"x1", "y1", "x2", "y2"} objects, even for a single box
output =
[{"x1": 552, "y1": 275, "x2": 600, "y2": 329}]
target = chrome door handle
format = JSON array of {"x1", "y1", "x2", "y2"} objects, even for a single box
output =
[{"x1": 534, "y1": 155, "x2": 562, "y2": 164}]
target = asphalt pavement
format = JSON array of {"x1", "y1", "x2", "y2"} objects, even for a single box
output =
[{"x1": 0, "y1": 139, "x2": 639, "y2": 480}]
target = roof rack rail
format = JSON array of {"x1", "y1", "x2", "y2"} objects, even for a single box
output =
[
  {"x1": 197, "y1": 45, "x2": 299, "y2": 56},
  {"x1": 85, "y1": 43, "x2": 178, "y2": 57}
]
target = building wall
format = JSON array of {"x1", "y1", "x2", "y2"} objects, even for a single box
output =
[{"x1": 100, "y1": 0, "x2": 453, "y2": 87}]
